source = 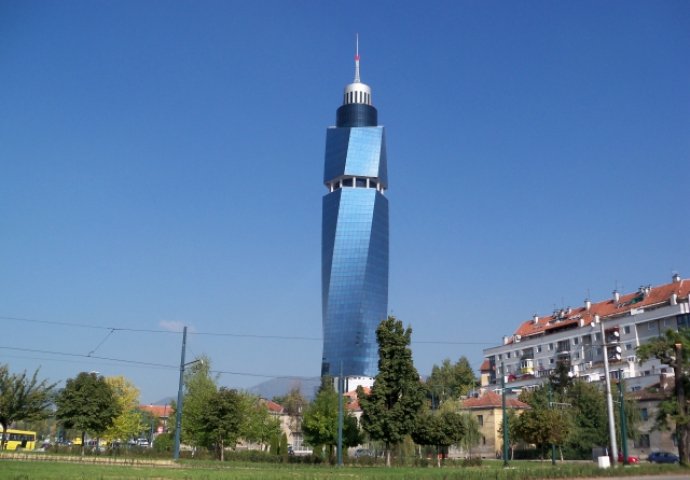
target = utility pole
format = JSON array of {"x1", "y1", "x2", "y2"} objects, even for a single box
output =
[
  {"x1": 600, "y1": 320, "x2": 618, "y2": 466},
  {"x1": 501, "y1": 362, "x2": 509, "y2": 467},
  {"x1": 337, "y1": 363, "x2": 344, "y2": 466},
  {"x1": 173, "y1": 326, "x2": 187, "y2": 461},
  {"x1": 173, "y1": 327, "x2": 203, "y2": 461},
  {"x1": 548, "y1": 383, "x2": 556, "y2": 465},
  {"x1": 618, "y1": 369, "x2": 629, "y2": 465}
]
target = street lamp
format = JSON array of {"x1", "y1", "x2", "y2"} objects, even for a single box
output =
[
  {"x1": 600, "y1": 320, "x2": 619, "y2": 466},
  {"x1": 500, "y1": 362, "x2": 509, "y2": 467},
  {"x1": 674, "y1": 342, "x2": 685, "y2": 465},
  {"x1": 618, "y1": 369, "x2": 629, "y2": 465},
  {"x1": 173, "y1": 326, "x2": 203, "y2": 461}
]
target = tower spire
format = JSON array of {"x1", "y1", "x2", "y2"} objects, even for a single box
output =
[{"x1": 354, "y1": 33, "x2": 361, "y2": 83}]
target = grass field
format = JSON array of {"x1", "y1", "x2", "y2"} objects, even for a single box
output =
[{"x1": 0, "y1": 457, "x2": 686, "y2": 480}]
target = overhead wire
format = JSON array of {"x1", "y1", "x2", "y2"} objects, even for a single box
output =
[
  {"x1": 87, "y1": 328, "x2": 116, "y2": 356},
  {"x1": 0, "y1": 315, "x2": 493, "y2": 345},
  {"x1": 0, "y1": 345, "x2": 177, "y2": 370}
]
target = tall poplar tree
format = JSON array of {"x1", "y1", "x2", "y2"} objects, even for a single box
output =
[{"x1": 357, "y1": 316, "x2": 425, "y2": 466}]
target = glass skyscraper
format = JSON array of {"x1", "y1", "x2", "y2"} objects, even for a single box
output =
[{"x1": 321, "y1": 47, "x2": 388, "y2": 381}]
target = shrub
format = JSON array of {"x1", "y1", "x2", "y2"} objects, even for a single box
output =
[
  {"x1": 462, "y1": 456, "x2": 482, "y2": 467},
  {"x1": 153, "y1": 433, "x2": 173, "y2": 453}
]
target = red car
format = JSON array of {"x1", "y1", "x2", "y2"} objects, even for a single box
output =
[{"x1": 618, "y1": 452, "x2": 639, "y2": 464}]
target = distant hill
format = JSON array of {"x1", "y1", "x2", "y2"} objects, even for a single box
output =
[{"x1": 248, "y1": 376, "x2": 321, "y2": 401}]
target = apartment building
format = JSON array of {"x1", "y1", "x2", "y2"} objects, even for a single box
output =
[{"x1": 482, "y1": 274, "x2": 690, "y2": 393}]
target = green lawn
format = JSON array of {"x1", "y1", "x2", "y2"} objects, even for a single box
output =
[{"x1": 0, "y1": 457, "x2": 685, "y2": 480}]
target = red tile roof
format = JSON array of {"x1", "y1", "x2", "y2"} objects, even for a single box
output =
[
  {"x1": 479, "y1": 359, "x2": 491, "y2": 372},
  {"x1": 461, "y1": 391, "x2": 529, "y2": 410},
  {"x1": 260, "y1": 399, "x2": 285, "y2": 414},
  {"x1": 139, "y1": 405, "x2": 172, "y2": 418},
  {"x1": 512, "y1": 278, "x2": 689, "y2": 340},
  {"x1": 344, "y1": 388, "x2": 369, "y2": 412}
]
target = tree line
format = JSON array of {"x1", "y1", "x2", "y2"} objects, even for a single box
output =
[{"x1": 2, "y1": 321, "x2": 689, "y2": 466}]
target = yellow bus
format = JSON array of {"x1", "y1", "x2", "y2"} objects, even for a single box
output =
[{"x1": 0, "y1": 428, "x2": 37, "y2": 450}]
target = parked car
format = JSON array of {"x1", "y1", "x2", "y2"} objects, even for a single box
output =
[
  {"x1": 648, "y1": 451, "x2": 679, "y2": 463},
  {"x1": 618, "y1": 452, "x2": 639, "y2": 464},
  {"x1": 354, "y1": 448, "x2": 373, "y2": 458}
]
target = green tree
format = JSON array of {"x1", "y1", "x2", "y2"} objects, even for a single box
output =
[
  {"x1": 457, "y1": 412, "x2": 481, "y2": 457},
  {"x1": 498, "y1": 409, "x2": 521, "y2": 460},
  {"x1": 412, "y1": 410, "x2": 465, "y2": 467},
  {"x1": 199, "y1": 387, "x2": 244, "y2": 460},
  {"x1": 357, "y1": 316, "x2": 426, "y2": 466},
  {"x1": 637, "y1": 327, "x2": 690, "y2": 466},
  {"x1": 549, "y1": 360, "x2": 574, "y2": 395},
  {"x1": 514, "y1": 386, "x2": 571, "y2": 459},
  {"x1": 243, "y1": 395, "x2": 282, "y2": 451},
  {"x1": 0, "y1": 365, "x2": 56, "y2": 450},
  {"x1": 563, "y1": 380, "x2": 609, "y2": 458},
  {"x1": 302, "y1": 381, "x2": 361, "y2": 461},
  {"x1": 427, "y1": 357, "x2": 477, "y2": 406},
  {"x1": 102, "y1": 376, "x2": 144, "y2": 444},
  {"x1": 55, "y1": 372, "x2": 120, "y2": 455},
  {"x1": 273, "y1": 388, "x2": 306, "y2": 417},
  {"x1": 181, "y1": 356, "x2": 217, "y2": 450},
  {"x1": 273, "y1": 387, "x2": 306, "y2": 450}
]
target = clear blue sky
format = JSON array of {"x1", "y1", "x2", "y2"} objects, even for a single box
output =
[{"x1": 2, "y1": 1, "x2": 689, "y2": 403}]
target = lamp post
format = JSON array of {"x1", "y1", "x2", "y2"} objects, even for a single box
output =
[
  {"x1": 618, "y1": 369, "x2": 629, "y2": 465},
  {"x1": 173, "y1": 326, "x2": 203, "y2": 461},
  {"x1": 600, "y1": 320, "x2": 619, "y2": 466},
  {"x1": 674, "y1": 342, "x2": 686, "y2": 465},
  {"x1": 501, "y1": 362, "x2": 509, "y2": 467},
  {"x1": 548, "y1": 383, "x2": 556, "y2": 465},
  {"x1": 337, "y1": 362, "x2": 344, "y2": 467}
]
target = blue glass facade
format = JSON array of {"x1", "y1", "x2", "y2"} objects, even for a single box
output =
[{"x1": 321, "y1": 97, "x2": 389, "y2": 378}]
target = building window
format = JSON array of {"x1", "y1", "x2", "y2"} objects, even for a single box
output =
[
  {"x1": 624, "y1": 326, "x2": 631, "y2": 334},
  {"x1": 537, "y1": 346, "x2": 542, "y2": 353},
  {"x1": 550, "y1": 359, "x2": 555, "y2": 364},
  {"x1": 641, "y1": 408, "x2": 649, "y2": 421},
  {"x1": 477, "y1": 415, "x2": 483, "y2": 426},
  {"x1": 356, "y1": 178, "x2": 367, "y2": 188},
  {"x1": 636, "y1": 434, "x2": 650, "y2": 448},
  {"x1": 506, "y1": 352, "x2": 511, "y2": 359},
  {"x1": 574, "y1": 352, "x2": 580, "y2": 360},
  {"x1": 648, "y1": 323, "x2": 655, "y2": 331},
  {"x1": 482, "y1": 435, "x2": 486, "y2": 445},
  {"x1": 573, "y1": 337, "x2": 579, "y2": 345},
  {"x1": 548, "y1": 343, "x2": 553, "y2": 351},
  {"x1": 625, "y1": 343, "x2": 633, "y2": 351}
]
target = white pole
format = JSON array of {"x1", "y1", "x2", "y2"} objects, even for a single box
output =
[{"x1": 601, "y1": 321, "x2": 618, "y2": 466}]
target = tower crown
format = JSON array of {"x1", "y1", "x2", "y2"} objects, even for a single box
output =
[{"x1": 343, "y1": 35, "x2": 372, "y2": 106}]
